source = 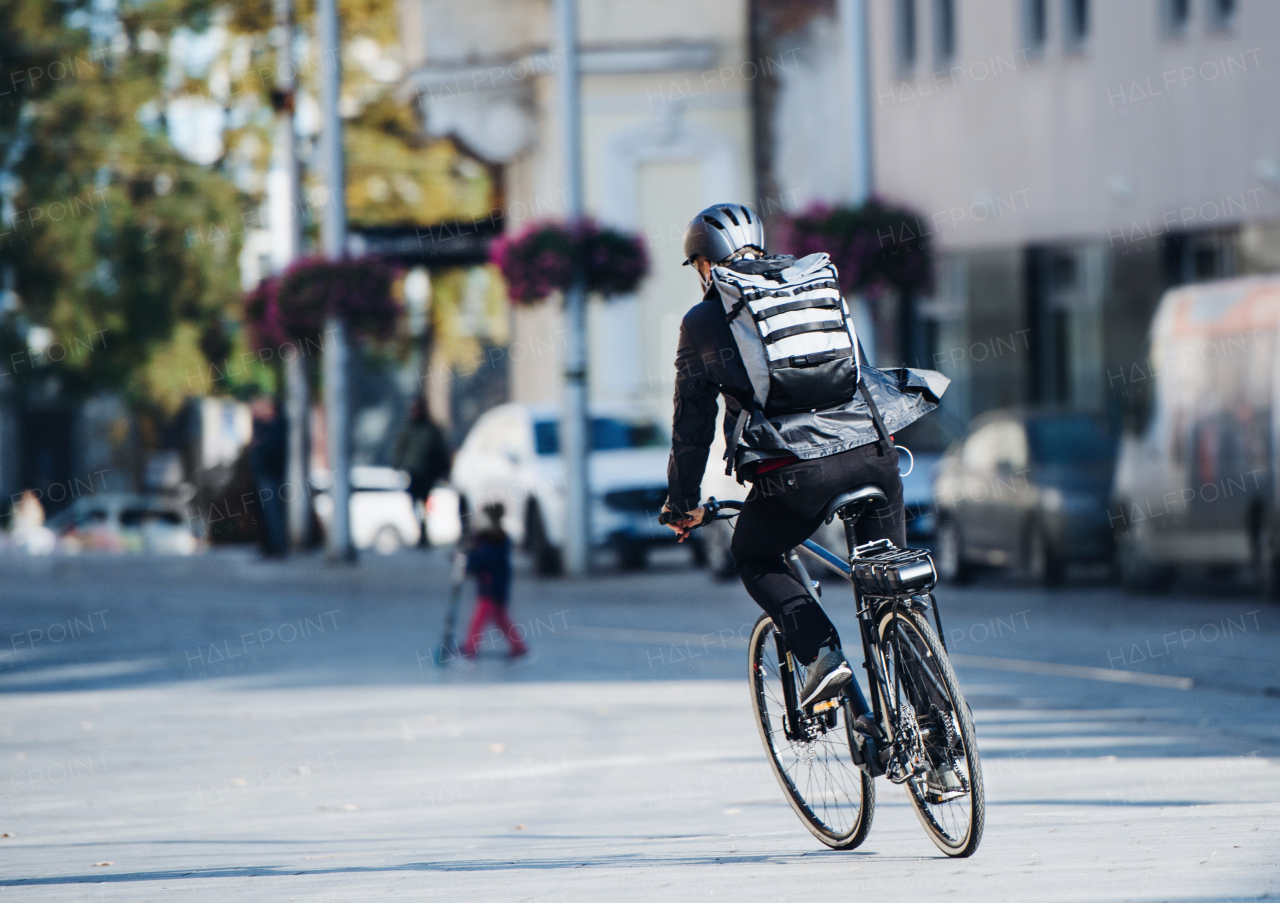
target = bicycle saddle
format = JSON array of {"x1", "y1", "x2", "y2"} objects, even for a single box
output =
[{"x1": 821, "y1": 485, "x2": 888, "y2": 523}]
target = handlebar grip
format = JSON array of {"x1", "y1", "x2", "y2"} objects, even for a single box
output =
[{"x1": 657, "y1": 509, "x2": 680, "y2": 526}]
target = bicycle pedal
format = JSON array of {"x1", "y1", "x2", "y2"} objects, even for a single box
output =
[{"x1": 810, "y1": 698, "x2": 840, "y2": 714}]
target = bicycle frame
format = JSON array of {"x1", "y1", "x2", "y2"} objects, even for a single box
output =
[
  {"x1": 793, "y1": 526, "x2": 944, "y2": 779},
  {"x1": 792, "y1": 537, "x2": 891, "y2": 768}
]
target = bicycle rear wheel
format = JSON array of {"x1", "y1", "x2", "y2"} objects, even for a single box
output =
[
  {"x1": 748, "y1": 614, "x2": 874, "y2": 849},
  {"x1": 875, "y1": 606, "x2": 984, "y2": 857}
]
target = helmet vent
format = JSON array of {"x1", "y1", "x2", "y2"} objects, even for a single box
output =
[
  {"x1": 703, "y1": 216, "x2": 727, "y2": 230},
  {"x1": 722, "y1": 208, "x2": 740, "y2": 226}
]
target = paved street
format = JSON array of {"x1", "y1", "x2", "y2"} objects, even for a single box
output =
[{"x1": 1, "y1": 548, "x2": 1278, "y2": 901}]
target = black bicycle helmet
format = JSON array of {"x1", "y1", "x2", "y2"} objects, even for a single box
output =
[{"x1": 682, "y1": 203, "x2": 764, "y2": 266}]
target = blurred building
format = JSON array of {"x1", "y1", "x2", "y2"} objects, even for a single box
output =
[
  {"x1": 396, "y1": 0, "x2": 756, "y2": 421},
  {"x1": 758, "y1": 0, "x2": 1280, "y2": 420},
  {"x1": 396, "y1": 0, "x2": 1280, "y2": 430}
]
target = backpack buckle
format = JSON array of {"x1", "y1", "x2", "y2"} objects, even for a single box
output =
[{"x1": 789, "y1": 349, "x2": 837, "y2": 368}]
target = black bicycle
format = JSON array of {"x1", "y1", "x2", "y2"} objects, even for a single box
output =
[{"x1": 688, "y1": 488, "x2": 984, "y2": 856}]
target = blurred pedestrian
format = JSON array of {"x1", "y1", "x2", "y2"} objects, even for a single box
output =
[
  {"x1": 392, "y1": 397, "x2": 451, "y2": 546},
  {"x1": 248, "y1": 395, "x2": 287, "y2": 558},
  {"x1": 459, "y1": 502, "x2": 526, "y2": 659},
  {"x1": 9, "y1": 489, "x2": 55, "y2": 555}
]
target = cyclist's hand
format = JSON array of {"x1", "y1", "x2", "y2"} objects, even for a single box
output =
[{"x1": 662, "y1": 503, "x2": 705, "y2": 542}]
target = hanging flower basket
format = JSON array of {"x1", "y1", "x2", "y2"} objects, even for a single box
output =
[
  {"x1": 490, "y1": 219, "x2": 649, "y2": 305},
  {"x1": 243, "y1": 257, "x2": 400, "y2": 348},
  {"x1": 243, "y1": 275, "x2": 285, "y2": 349},
  {"x1": 777, "y1": 200, "x2": 933, "y2": 298}
]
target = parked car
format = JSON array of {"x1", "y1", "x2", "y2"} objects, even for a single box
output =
[
  {"x1": 1112, "y1": 275, "x2": 1280, "y2": 594},
  {"x1": 423, "y1": 485, "x2": 463, "y2": 547},
  {"x1": 313, "y1": 466, "x2": 421, "y2": 555},
  {"x1": 933, "y1": 408, "x2": 1116, "y2": 584},
  {"x1": 46, "y1": 494, "x2": 199, "y2": 555},
  {"x1": 450, "y1": 403, "x2": 685, "y2": 573}
]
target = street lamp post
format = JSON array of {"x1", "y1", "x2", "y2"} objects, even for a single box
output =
[
  {"x1": 317, "y1": 0, "x2": 354, "y2": 561},
  {"x1": 839, "y1": 0, "x2": 881, "y2": 362},
  {"x1": 839, "y1": 0, "x2": 873, "y2": 205},
  {"x1": 271, "y1": 0, "x2": 310, "y2": 553},
  {"x1": 553, "y1": 0, "x2": 589, "y2": 577}
]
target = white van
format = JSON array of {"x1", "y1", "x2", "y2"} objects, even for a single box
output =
[{"x1": 1111, "y1": 275, "x2": 1280, "y2": 593}]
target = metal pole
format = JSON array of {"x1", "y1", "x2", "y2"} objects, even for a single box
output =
[
  {"x1": 317, "y1": 0, "x2": 354, "y2": 561},
  {"x1": 839, "y1": 0, "x2": 872, "y2": 204},
  {"x1": 554, "y1": 0, "x2": 589, "y2": 576},
  {"x1": 271, "y1": 0, "x2": 310, "y2": 553}
]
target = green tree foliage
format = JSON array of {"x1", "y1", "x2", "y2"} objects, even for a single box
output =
[{"x1": 0, "y1": 0, "x2": 245, "y2": 412}]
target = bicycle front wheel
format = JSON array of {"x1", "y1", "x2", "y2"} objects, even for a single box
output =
[
  {"x1": 875, "y1": 606, "x2": 985, "y2": 857},
  {"x1": 748, "y1": 614, "x2": 874, "y2": 849}
]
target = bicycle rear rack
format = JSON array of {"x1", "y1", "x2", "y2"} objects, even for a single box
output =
[
  {"x1": 796, "y1": 538, "x2": 949, "y2": 652},
  {"x1": 849, "y1": 543, "x2": 937, "y2": 597},
  {"x1": 797, "y1": 538, "x2": 937, "y2": 596}
]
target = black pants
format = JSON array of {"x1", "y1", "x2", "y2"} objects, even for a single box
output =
[{"x1": 731, "y1": 442, "x2": 906, "y2": 665}]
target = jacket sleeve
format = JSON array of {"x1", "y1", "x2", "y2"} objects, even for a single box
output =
[{"x1": 667, "y1": 314, "x2": 720, "y2": 513}]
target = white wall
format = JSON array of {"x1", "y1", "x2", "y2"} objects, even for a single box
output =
[{"x1": 867, "y1": 0, "x2": 1280, "y2": 250}]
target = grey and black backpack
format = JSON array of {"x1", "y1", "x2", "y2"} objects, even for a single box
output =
[
  {"x1": 713, "y1": 253, "x2": 892, "y2": 476},
  {"x1": 713, "y1": 252, "x2": 859, "y2": 415}
]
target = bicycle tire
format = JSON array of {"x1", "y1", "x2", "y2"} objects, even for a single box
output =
[
  {"x1": 874, "y1": 606, "x2": 984, "y2": 857},
  {"x1": 748, "y1": 614, "x2": 874, "y2": 849}
]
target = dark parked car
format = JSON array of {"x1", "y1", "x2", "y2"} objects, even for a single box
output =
[{"x1": 932, "y1": 409, "x2": 1117, "y2": 584}]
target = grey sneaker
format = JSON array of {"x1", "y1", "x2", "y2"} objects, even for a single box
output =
[{"x1": 800, "y1": 649, "x2": 853, "y2": 709}]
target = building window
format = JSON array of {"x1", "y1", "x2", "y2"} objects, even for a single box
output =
[
  {"x1": 1023, "y1": 0, "x2": 1048, "y2": 53},
  {"x1": 1209, "y1": 0, "x2": 1237, "y2": 30},
  {"x1": 1161, "y1": 0, "x2": 1190, "y2": 37},
  {"x1": 897, "y1": 0, "x2": 917, "y2": 72},
  {"x1": 1064, "y1": 0, "x2": 1089, "y2": 51},
  {"x1": 934, "y1": 0, "x2": 956, "y2": 64},
  {"x1": 1164, "y1": 232, "x2": 1237, "y2": 285}
]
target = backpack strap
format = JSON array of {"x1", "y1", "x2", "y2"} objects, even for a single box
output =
[
  {"x1": 858, "y1": 377, "x2": 892, "y2": 457},
  {"x1": 752, "y1": 296, "x2": 841, "y2": 318},
  {"x1": 724, "y1": 403, "x2": 751, "y2": 476},
  {"x1": 761, "y1": 320, "x2": 848, "y2": 344}
]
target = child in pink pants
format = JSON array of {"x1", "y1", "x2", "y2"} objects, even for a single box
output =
[{"x1": 460, "y1": 503, "x2": 526, "y2": 658}]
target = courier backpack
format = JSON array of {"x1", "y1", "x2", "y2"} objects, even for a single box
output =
[
  {"x1": 712, "y1": 253, "x2": 892, "y2": 475},
  {"x1": 713, "y1": 252, "x2": 859, "y2": 414}
]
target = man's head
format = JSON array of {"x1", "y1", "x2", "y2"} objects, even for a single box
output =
[{"x1": 682, "y1": 204, "x2": 764, "y2": 284}]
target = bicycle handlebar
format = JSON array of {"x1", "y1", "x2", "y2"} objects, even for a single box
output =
[{"x1": 657, "y1": 497, "x2": 743, "y2": 528}]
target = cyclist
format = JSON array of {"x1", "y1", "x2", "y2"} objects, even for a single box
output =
[{"x1": 662, "y1": 203, "x2": 945, "y2": 711}]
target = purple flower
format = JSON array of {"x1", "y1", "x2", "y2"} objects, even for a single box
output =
[
  {"x1": 243, "y1": 257, "x2": 402, "y2": 347},
  {"x1": 777, "y1": 199, "x2": 933, "y2": 299},
  {"x1": 490, "y1": 218, "x2": 649, "y2": 305}
]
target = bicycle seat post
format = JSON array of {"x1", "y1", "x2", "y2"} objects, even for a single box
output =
[{"x1": 842, "y1": 510, "x2": 860, "y2": 560}]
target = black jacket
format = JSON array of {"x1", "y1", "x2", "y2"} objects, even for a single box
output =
[{"x1": 666, "y1": 288, "x2": 949, "y2": 513}]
